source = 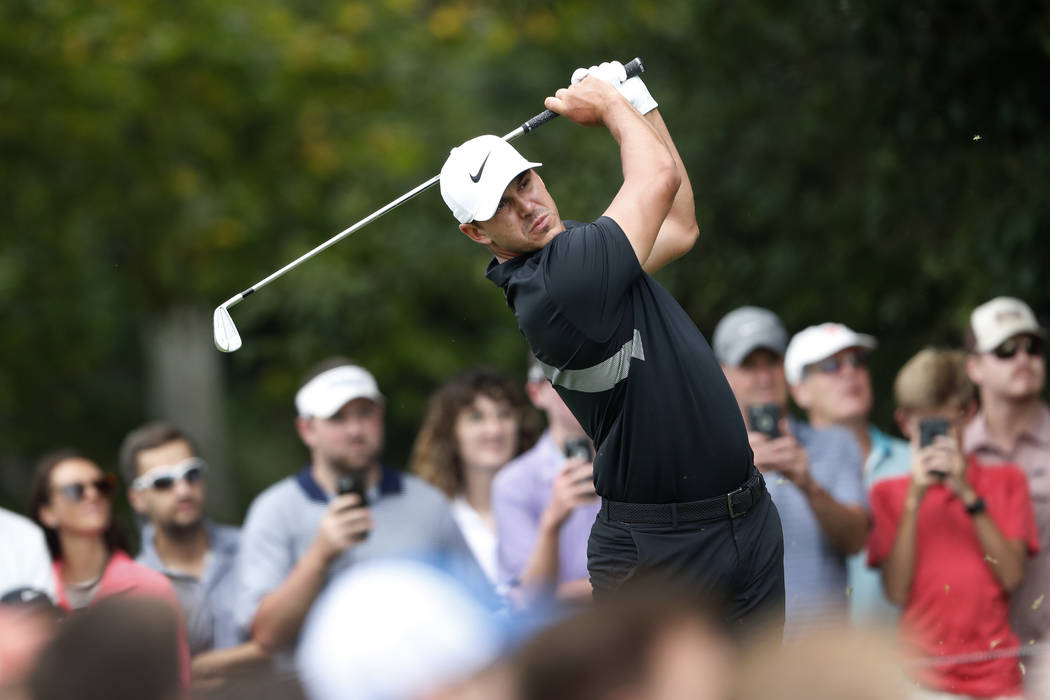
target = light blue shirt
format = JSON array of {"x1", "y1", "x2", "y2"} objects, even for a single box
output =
[
  {"x1": 137, "y1": 519, "x2": 242, "y2": 653},
  {"x1": 847, "y1": 425, "x2": 912, "y2": 627},
  {"x1": 234, "y1": 466, "x2": 484, "y2": 661},
  {"x1": 769, "y1": 417, "x2": 867, "y2": 640}
]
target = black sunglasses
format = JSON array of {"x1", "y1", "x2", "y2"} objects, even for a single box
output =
[
  {"x1": 807, "y1": 350, "x2": 870, "y2": 376},
  {"x1": 53, "y1": 474, "x2": 116, "y2": 502},
  {"x1": 992, "y1": 335, "x2": 1044, "y2": 360}
]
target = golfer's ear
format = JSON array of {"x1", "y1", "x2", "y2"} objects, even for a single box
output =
[{"x1": 459, "y1": 222, "x2": 490, "y2": 245}]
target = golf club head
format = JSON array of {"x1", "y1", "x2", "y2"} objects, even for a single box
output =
[{"x1": 213, "y1": 305, "x2": 242, "y2": 353}]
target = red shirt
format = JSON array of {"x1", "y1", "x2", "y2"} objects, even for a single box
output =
[
  {"x1": 53, "y1": 550, "x2": 192, "y2": 688},
  {"x1": 868, "y1": 458, "x2": 1039, "y2": 697}
]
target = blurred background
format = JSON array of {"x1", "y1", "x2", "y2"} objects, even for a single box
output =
[{"x1": 2, "y1": 0, "x2": 1048, "y2": 524}]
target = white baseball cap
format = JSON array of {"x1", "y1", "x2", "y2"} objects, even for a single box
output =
[
  {"x1": 440, "y1": 135, "x2": 542, "y2": 224},
  {"x1": 967, "y1": 297, "x2": 1046, "y2": 353},
  {"x1": 295, "y1": 365, "x2": 384, "y2": 418},
  {"x1": 784, "y1": 323, "x2": 877, "y2": 385}
]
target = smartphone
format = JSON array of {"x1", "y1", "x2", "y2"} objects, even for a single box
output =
[
  {"x1": 564, "y1": 436, "x2": 594, "y2": 462},
  {"x1": 747, "y1": 404, "x2": 782, "y2": 439},
  {"x1": 337, "y1": 472, "x2": 369, "y2": 507},
  {"x1": 919, "y1": 417, "x2": 951, "y2": 478}
]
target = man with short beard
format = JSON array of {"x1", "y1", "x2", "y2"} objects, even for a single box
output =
[
  {"x1": 121, "y1": 421, "x2": 267, "y2": 681},
  {"x1": 235, "y1": 358, "x2": 479, "y2": 662}
]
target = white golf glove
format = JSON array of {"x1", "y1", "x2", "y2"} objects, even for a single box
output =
[{"x1": 570, "y1": 60, "x2": 658, "y2": 115}]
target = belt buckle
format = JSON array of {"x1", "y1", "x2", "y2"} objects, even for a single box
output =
[{"x1": 727, "y1": 485, "x2": 747, "y2": 519}]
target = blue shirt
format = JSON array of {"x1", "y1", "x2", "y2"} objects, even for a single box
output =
[
  {"x1": 137, "y1": 519, "x2": 242, "y2": 653},
  {"x1": 847, "y1": 425, "x2": 911, "y2": 626},
  {"x1": 768, "y1": 417, "x2": 866, "y2": 640}
]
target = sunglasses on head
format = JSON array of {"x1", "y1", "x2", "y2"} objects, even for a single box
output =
[
  {"x1": 132, "y1": 457, "x2": 207, "y2": 492},
  {"x1": 806, "y1": 350, "x2": 870, "y2": 376},
  {"x1": 992, "y1": 335, "x2": 1044, "y2": 360},
  {"x1": 54, "y1": 473, "x2": 117, "y2": 502}
]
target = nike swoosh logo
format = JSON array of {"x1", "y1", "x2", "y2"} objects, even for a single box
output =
[{"x1": 470, "y1": 152, "x2": 491, "y2": 183}]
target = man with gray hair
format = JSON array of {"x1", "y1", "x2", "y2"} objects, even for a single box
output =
[
  {"x1": 441, "y1": 61, "x2": 784, "y2": 634},
  {"x1": 235, "y1": 358, "x2": 481, "y2": 660}
]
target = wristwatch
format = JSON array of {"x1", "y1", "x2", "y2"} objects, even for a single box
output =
[{"x1": 965, "y1": 496, "x2": 987, "y2": 516}]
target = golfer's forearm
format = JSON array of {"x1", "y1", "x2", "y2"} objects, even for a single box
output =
[
  {"x1": 251, "y1": 546, "x2": 329, "y2": 651},
  {"x1": 641, "y1": 110, "x2": 698, "y2": 273},
  {"x1": 881, "y1": 502, "x2": 920, "y2": 605},
  {"x1": 806, "y1": 486, "x2": 868, "y2": 555}
]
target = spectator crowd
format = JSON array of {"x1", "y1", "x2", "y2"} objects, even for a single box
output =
[{"x1": 0, "y1": 295, "x2": 1047, "y2": 700}]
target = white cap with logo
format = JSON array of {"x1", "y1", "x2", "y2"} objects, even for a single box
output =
[
  {"x1": 440, "y1": 135, "x2": 542, "y2": 224},
  {"x1": 295, "y1": 365, "x2": 385, "y2": 419},
  {"x1": 784, "y1": 323, "x2": 877, "y2": 385},
  {"x1": 968, "y1": 297, "x2": 1046, "y2": 353}
]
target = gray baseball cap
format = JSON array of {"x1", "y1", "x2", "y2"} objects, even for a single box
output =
[{"x1": 712, "y1": 306, "x2": 788, "y2": 367}]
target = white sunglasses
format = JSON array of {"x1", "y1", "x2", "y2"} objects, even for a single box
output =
[{"x1": 132, "y1": 457, "x2": 207, "y2": 492}]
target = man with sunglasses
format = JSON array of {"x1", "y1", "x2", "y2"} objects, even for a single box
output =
[
  {"x1": 963, "y1": 297, "x2": 1050, "y2": 651},
  {"x1": 121, "y1": 422, "x2": 266, "y2": 681},
  {"x1": 714, "y1": 308, "x2": 867, "y2": 640},
  {"x1": 785, "y1": 322, "x2": 912, "y2": 627}
]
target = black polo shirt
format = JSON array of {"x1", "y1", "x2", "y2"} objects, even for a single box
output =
[{"x1": 486, "y1": 216, "x2": 752, "y2": 503}]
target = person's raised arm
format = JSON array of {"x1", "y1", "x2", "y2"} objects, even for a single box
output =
[
  {"x1": 544, "y1": 78, "x2": 679, "y2": 269},
  {"x1": 638, "y1": 109, "x2": 698, "y2": 273}
]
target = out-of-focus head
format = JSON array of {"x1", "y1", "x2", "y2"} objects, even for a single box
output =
[
  {"x1": 893, "y1": 348, "x2": 976, "y2": 443},
  {"x1": 295, "y1": 358, "x2": 386, "y2": 474},
  {"x1": 120, "y1": 422, "x2": 206, "y2": 536},
  {"x1": 785, "y1": 323, "x2": 876, "y2": 425},
  {"x1": 511, "y1": 581, "x2": 731, "y2": 700},
  {"x1": 965, "y1": 297, "x2": 1046, "y2": 402},
  {"x1": 297, "y1": 559, "x2": 504, "y2": 700},
  {"x1": 29, "y1": 450, "x2": 125, "y2": 559},
  {"x1": 26, "y1": 596, "x2": 181, "y2": 700},
  {"x1": 731, "y1": 624, "x2": 908, "y2": 700},
  {"x1": 411, "y1": 366, "x2": 541, "y2": 497},
  {"x1": 714, "y1": 307, "x2": 790, "y2": 415}
]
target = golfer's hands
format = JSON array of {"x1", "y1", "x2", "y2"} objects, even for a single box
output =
[
  {"x1": 312, "y1": 493, "x2": 373, "y2": 562},
  {"x1": 541, "y1": 457, "x2": 598, "y2": 531},
  {"x1": 749, "y1": 423, "x2": 815, "y2": 494},
  {"x1": 570, "y1": 60, "x2": 658, "y2": 115},
  {"x1": 545, "y1": 76, "x2": 624, "y2": 126}
]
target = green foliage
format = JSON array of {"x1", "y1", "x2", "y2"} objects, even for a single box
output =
[{"x1": 1, "y1": 0, "x2": 1048, "y2": 514}]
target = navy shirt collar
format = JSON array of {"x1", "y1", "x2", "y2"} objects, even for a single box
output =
[{"x1": 294, "y1": 465, "x2": 403, "y2": 504}]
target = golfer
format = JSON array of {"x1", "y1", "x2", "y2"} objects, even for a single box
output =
[{"x1": 440, "y1": 61, "x2": 784, "y2": 633}]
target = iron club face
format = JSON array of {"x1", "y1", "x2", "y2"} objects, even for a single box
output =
[{"x1": 213, "y1": 304, "x2": 242, "y2": 353}]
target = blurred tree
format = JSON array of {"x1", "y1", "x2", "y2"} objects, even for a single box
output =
[{"x1": 1, "y1": 0, "x2": 1047, "y2": 519}]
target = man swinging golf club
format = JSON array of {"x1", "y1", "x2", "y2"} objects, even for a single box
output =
[{"x1": 441, "y1": 61, "x2": 785, "y2": 635}]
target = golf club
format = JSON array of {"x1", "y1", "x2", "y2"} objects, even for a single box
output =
[{"x1": 213, "y1": 57, "x2": 645, "y2": 352}]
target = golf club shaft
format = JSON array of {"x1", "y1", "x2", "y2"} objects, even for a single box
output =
[{"x1": 221, "y1": 57, "x2": 645, "y2": 310}]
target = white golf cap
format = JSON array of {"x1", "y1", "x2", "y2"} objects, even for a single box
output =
[
  {"x1": 440, "y1": 134, "x2": 542, "y2": 224},
  {"x1": 295, "y1": 365, "x2": 384, "y2": 418},
  {"x1": 784, "y1": 323, "x2": 877, "y2": 385},
  {"x1": 967, "y1": 296, "x2": 1046, "y2": 353}
]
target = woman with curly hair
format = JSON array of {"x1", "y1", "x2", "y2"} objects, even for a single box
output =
[{"x1": 411, "y1": 367, "x2": 541, "y2": 586}]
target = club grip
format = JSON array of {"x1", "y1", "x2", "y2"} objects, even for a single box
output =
[{"x1": 520, "y1": 57, "x2": 646, "y2": 134}]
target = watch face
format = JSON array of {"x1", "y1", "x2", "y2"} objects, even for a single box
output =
[{"x1": 966, "y1": 497, "x2": 986, "y2": 515}]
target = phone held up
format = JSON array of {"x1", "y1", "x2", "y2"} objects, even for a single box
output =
[
  {"x1": 747, "y1": 404, "x2": 782, "y2": 439},
  {"x1": 337, "y1": 472, "x2": 369, "y2": 507},
  {"x1": 919, "y1": 416, "x2": 951, "y2": 479},
  {"x1": 564, "y1": 436, "x2": 594, "y2": 462}
]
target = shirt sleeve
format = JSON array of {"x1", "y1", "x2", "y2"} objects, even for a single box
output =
[
  {"x1": 545, "y1": 217, "x2": 642, "y2": 341},
  {"x1": 492, "y1": 467, "x2": 541, "y2": 586},
  {"x1": 989, "y1": 467, "x2": 1040, "y2": 556},
  {"x1": 233, "y1": 494, "x2": 298, "y2": 639},
  {"x1": 867, "y1": 481, "x2": 901, "y2": 568}
]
